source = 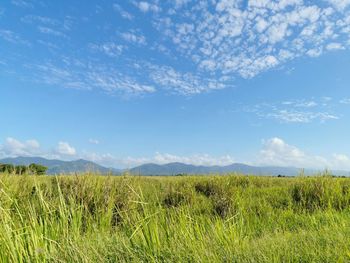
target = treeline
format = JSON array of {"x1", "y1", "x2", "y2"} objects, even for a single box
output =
[{"x1": 0, "y1": 163, "x2": 48, "y2": 175}]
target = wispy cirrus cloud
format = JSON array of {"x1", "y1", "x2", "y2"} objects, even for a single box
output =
[
  {"x1": 5, "y1": 0, "x2": 350, "y2": 97},
  {"x1": 88, "y1": 139, "x2": 99, "y2": 145},
  {"x1": 11, "y1": 0, "x2": 33, "y2": 8},
  {"x1": 89, "y1": 42, "x2": 125, "y2": 57},
  {"x1": 37, "y1": 26, "x2": 67, "y2": 38},
  {"x1": 243, "y1": 98, "x2": 340, "y2": 123},
  {"x1": 26, "y1": 58, "x2": 156, "y2": 95},
  {"x1": 264, "y1": 110, "x2": 339, "y2": 123},
  {"x1": 113, "y1": 4, "x2": 134, "y2": 20},
  {"x1": 340, "y1": 98, "x2": 350, "y2": 104},
  {"x1": 146, "y1": 63, "x2": 227, "y2": 95},
  {"x1": 0, "y1": 29, "x2": 29, "y2": 45},
  {"x1": 21, "y1": 15, "x2": 59, "y2": 26}
]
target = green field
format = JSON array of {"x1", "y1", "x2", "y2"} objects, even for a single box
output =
[{"x1": 0, "y1": 173, "x2": 350, "y2": 262}]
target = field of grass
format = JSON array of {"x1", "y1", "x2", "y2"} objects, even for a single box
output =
[{"x1": 0, "y1": 173, "x2": 350, "y2": 262}]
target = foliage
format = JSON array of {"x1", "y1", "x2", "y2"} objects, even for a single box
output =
[
  {"x1": 29, "y1": 163, "x2": 48, "y2": 175},
  {"x1": 0, "y1": 163, "x2": 15, "y2": 173},
  {"x1": 0, "y1": 163, "x2": 48, "y2": 175},
  {"x1": 0, "y1": 173, "x2": 349, "y2": 262}
]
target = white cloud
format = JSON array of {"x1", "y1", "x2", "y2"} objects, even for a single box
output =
[
  {"x1": 0, "y1": 137, "x2": 40, "y2": 157},
  {"x1": 89, "y1": 43, "x2": 124, "y2": 57},
  {"x1": 327, "y1": 0, "x2": 350, "y2": 11},
  {"x1": 266, "y1": 23, "x2": 289, "y2": 44},
  {"x1": 0, "y1": 138, "x2": 78, "y2": 160},
  {"x1": 245, "y1": 98, "x2": 339, "y2": 123},
  {"x1": 86, "y1": 67, "x2": 156, "y2": 95},
  {"x1": 5, "y1": 0, "x2": 350, "y2": 97},
  {"x1": 256, "y1": 17, "x2": 268, "y2": 33},
  {"x1": 121, "y1": 32, "x2": 146, "y2": 45},
  {"x1": 79, "y1": 140, "x2": 350, "y2": 171},
  {"x1": 28, "y1": 60, "x2": 156, "y2": 95},
  {"x1": 332, "y1": 153, "x2": 350, "y2": 169},
  {"x1": 294, "y1": 101, "x2": 318, "y2": 107},
  {"x1": 147, "y1": 63, "x2": 226, "y2": 95},
  {"x1": 21, "y1": 15, "x2": 59, "y2": 26},
  {"x1": 11, "y1": 0, "x2": 32, "y2": 8},
  {"x1": 152, "y1": 152, "x2": 235, "y2": 166},
  {"x1": 2, "y1": 137, "x2": 350, "y2": 171},
  {"x1": 174, "y1": 0, "x2": 190, "y2": 9},
  {"x1": 38, "y1": 26, "x2": 67, "y2": 38},
  {"x1": 0, "y1": 29, "x2": 29, "y2": 45},
  {"x1": 113, "y1": 4, "x2": 134, "y2": 20},
  {"x1": 258, "y1": 137, "x2": 329, "y2": 168},
  {"x1": 88, "y1": 139, "x2": 99, "y2": 145},
  {"x1": 56, "y1": 142, "x2": 76, "y2": 156},
  {"x1": 326, "y1": 42, "x2": 345, "y2": 50},
  {"x1": 136, "y1": 1, "x2": 160, "y2": 13},
  {"x1": 258, "y1": 137, "x2": 350, "y2": 170},
  {"x1": 306, "y1": 48, "x2": 323, "y2": 57},
  {"x1": 0, "y1": 138, "x2": 234, "y2": 168},
  {"x1": 82, "y1": 151, "x2": 235, "y2": 168},
  {"x1": 266, "y1": 110, "x2": 339, "y2": 123},
  {"x1": 151, "y1": 0, "x2": 350, "y2": 82},
  {"x1": 340, "y1": 98, "x2": 350, "y2": 104}
]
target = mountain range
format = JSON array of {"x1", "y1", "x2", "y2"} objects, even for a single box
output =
[
  {"x1": 0, "y1": 157, "x2": 118, "y2": 174},
  {"x1": 1, "y1": 156, "x2": 349, "y2": 176}
]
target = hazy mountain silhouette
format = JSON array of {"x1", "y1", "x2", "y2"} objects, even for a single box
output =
[{"x1": 1, "y1": 157, "x2": 349, "y2": 176}]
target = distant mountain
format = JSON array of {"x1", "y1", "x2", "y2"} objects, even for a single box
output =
[
  {"x1": 1, "y1": 157, "x2": 349, "y2": 176},
  {"x1": 0, "y1": 157, "x2": 119, "y2": 175},
  {"x1": 129, "y1": 162, "x2": 350, "y2": 176}
]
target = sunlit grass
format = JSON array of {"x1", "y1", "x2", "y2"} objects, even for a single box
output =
[{"x1": 0, "y1": 173, "x2": 349, "y2": 262}]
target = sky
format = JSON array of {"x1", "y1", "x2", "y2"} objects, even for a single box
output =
[{"x1": 1, "y1": 0, "x2": 350, "y2": 170}]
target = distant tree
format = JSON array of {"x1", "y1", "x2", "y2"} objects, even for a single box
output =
[
  {"x1": 15, "y1": 165, "x2": 28, "y2": 175},
  {"x1": 0, "y1": 163, "x2": 48, "y2": 175},
  {"x1": 29, "y1": 163, "x2": 48, "y2": 175},
  {"x1": 0, "y1": 164, "x2": 15, "y2": 174}
]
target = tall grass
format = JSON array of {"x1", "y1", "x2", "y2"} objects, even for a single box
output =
[{"x1": 0, "y1": 173, "x2": 350, "y2": 262}]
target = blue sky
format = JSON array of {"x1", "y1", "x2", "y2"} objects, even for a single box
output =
[{"x1": 1, "y1": 0, "x2": 350, "y2": 169}]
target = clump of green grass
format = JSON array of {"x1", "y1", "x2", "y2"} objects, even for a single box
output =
[{"x1": 0, "y1": 173, "x2": 350, "y2": 262}]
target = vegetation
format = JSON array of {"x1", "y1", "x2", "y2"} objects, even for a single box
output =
[
  {"x1": 0, "y1": 172, "x2": 350, "y2": 262},
  {"x1": 0, "y1": 163, "x2": 47, "y2": 175}
]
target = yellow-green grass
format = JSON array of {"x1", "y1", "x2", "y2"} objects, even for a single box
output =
[{"x1": 0, "y1": 173, "x2": 350, "y2": 262}]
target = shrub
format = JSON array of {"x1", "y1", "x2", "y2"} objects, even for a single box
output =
[
  {"x1": 0, "y1": 164, "x2": 15, "y2": 173},
  {"x1": 29, "y1": 163, "x2": 48, "y2": 175},
  {"x1": 194, "y1": 181, "x2": 222, "y2": 197},
  {"x1": 291, "y1": 178, "x2": 350, "y2": 211},
  {"x1": 163, "y1": 191, "x2": 187, "y2": 207},
  {"x1": 15, "y1": 165, "x2": 28, "y2": 175},
  {"x1": 212, "y1": 196, "x2": 232, "y2": 218}
]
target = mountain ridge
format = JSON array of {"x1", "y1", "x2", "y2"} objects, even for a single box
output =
[
  {"x1": 130, "y1": 162, "x2": 306, "y2": 176},
  {"x1": 0, "y1": 156, "x2": 118, "y2": 174},
  {"x1": 1, "y1": 156, "x2": 349, "y2": 176}
]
